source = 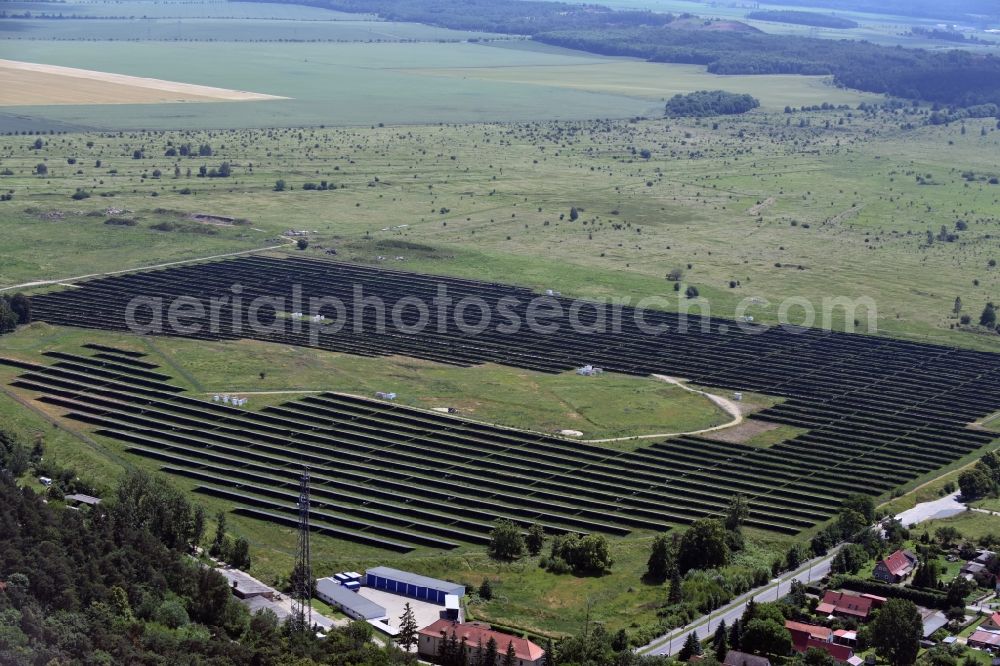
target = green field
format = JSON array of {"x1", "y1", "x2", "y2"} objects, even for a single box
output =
[
  {"x1": 3, "y1": 3, "x2": 1000, "y2": 644},
  {"x1": 4, "y1": 107, "x2": 1000, "y2": 351},
  {"x1": 597, "y1": 0, "x2": 1000, "y2": 50},
  {"x1": 1, "y1": 0, "x2": 369, "y2": 19},
  {"x1": 0, "y1": 38, "x2": 884, "y2": 130},
  {"x1": 0, "y1": 324, "x2": 730, "y2": 439},
  {"x1": 0, "y1": 17, "x2": 511, "y2": 41}
]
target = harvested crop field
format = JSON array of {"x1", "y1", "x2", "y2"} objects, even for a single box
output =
[{"x1": 0, "y1": 59, "x2": 287, "y2": 106}]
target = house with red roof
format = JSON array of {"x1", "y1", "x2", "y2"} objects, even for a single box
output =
[
  {"x1": 815, "y1": 590, "x2": 885, "y2": 621},
  {"x1": 873, "y1": 550, "x2": 917, "y2": 583},
  {"x1": 786, "y1": 621, "x2": 855, "y2": 663},
  {"x1": 418, "y1": 620, "x2": 545, "y2": 666},
  {"x1": 984, "y1": 612, "x2": 1000, "y2": 631}
]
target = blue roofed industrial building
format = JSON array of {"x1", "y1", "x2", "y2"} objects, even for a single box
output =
[{"x1": 365, "y1": 566, "x2": 465, "y2": 605}]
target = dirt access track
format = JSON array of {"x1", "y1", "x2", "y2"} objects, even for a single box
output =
[{"x1": 0, "y1": 59, "x2": 288, "y2": 106}]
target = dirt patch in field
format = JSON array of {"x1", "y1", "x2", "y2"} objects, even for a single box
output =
[
  {"x1": 747, "y1": 196, "x2": 775, "y2": 215},
  {"x1": 700, "y1": 418, "x2": 780, "y2": 444},
  {"x1": 0, "y1": 59, "x2": 287, "y2": 106},
  {"x1": 189, "y1": 213, "x2": 250, "y2": 226}
]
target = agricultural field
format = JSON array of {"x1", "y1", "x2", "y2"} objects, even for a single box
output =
[
  {"x1": 0, "y1": 38, "x2": 884, "y2": 129},
  {"x1": 0, "y1": 59, "x2": 287, "y2": 105},
  {"x1": 596, "y1": 0, "x2": 1000, "y2": 50},
  {"x1": 0, "y1": 17, "x2": 511, "y2": 41},
  {"x1": 0, "y1": 0, "x2": 370, "y2": 19}
]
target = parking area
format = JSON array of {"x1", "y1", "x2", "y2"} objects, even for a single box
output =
[{"x1": 357, "y1": 587, "x2": 442, "y2": 633}]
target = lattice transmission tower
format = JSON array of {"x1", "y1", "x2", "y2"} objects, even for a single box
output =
[{"x1": 291, "y1": 468, "x2": 312, "y2": 633}]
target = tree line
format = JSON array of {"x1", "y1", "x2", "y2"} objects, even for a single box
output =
[
  {"x1": 0, "y1": 466, "x2": 414, "y2": 665},
  {"x1": 241, "y1": 0, "x2": 671, "y2": 34},
  {"x1": 534, "y1": 28, "x2": 1000, "y2": 108},
  {"x1": 245, "y1": 0, "x2": 1000, "y2": 108},
  {"x1": 0, "y1": 293, "x2": 30, "y2": 334},
  {"x1": 746, "y1": 10, "x2": 858, "y2": 29},
  {"x1": 664, "y1": 90, "x2": 760, "y2": 117},
  {"x1": 756, "y1": 0, "x2": 997, "y2": 23}
]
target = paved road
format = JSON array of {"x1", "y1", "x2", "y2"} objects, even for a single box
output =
[
  {"x1": 642, "y1": 547, "x2": 842, "y2": 655},
  {"x1": 640, "y1": 491, "x2": 976, "y2": 656}
]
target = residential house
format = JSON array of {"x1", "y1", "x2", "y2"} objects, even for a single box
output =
[
  {"x1": 873, "y1": 550, "x2": 917, "y2": 583},
  {"x1": 418, "y1": 620, "x2": 545, "y2": 666},
  {"x1": 984, "y1": 612, "x2": 1000, "y2": 631},
  {"x1": 815, "y1": 591, "x2": 885, "y2": 621},
  {"x1": 786, "y1": 621, "x2": 855, "y2": 663},
  {"x1": 723, "y1": 650, "x2": 771, "y2": 666},
  {"x1": 968, "y1": 630, "x2": 1000, "y2": 650}
]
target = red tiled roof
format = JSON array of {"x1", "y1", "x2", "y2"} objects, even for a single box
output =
[
  {"x1": 420, "y1": 620, "x2": 545, "y2": 661},
  {"x1": 786, "y1": 621, "x2": 831, "y2": 640},
  {"x1": 818, "y1": 591, "x2": 874, "y2": 618},
  {"x1": 879, "y1": 550, "x2": 914, "y2": 577},
  {"x1": 787, "y1": 621, "x2": 832, "y2": 653}
]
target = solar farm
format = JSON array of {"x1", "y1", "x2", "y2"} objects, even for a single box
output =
[{"x1": 6, "y1": 255, "x2": 998, "y2": 549}]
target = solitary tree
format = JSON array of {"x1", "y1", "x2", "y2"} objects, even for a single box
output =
[
  {"x1": 487, "y1": 519, "x2": 526, "y2": 562},
  {"x1": 712, "y1": 620, "x2": 729, "y2": 661},
  {"x1": 209, "y1": 511, "x2": 227, "y2": 559},
  {"x1": 980, "y1": 303, "x2": 997, "y2": 328},
  {"x1": 9, "y1": 293, "x2": 30, "y2": 325},
  {"x1": 646, "y1": 533, "x2": 674, "y2": 582},
  {"x1": 502, "y1": 641, "x2": 517, "y2": 666},
  {"x1": 678, "y1": 518, "x2": 729, "y2": 573},
  {"x1": 0, "y1": 299, "x2": 18, "y2": 334},
  {"x1": 870, "y1": 599, "x2": 922, "y2": 666},
  {"x1": 526, "y1": 523, "x2": 546, "y2": 556},
  {"x1": 274, "y1": 179, "x2": 286, "y2": 192},
  {"x1": 483, "y1": 637, "x2": 499, "y2": 666},
  {"x1": 35, "y1": 163, "x2": 47, "y2": 176},
  {"x1": 678, "y1": 632, "x2": 702, "y2": 660},
  {"x1": 478, "y1": 578, "x2": 493, "y2": 601},
  {"x1": 728, "y1": 618, "x2": 742, "y2": 651},
  {"x1": 229, "y1": 536, "x2": 251, "y2": 569},
  {"x1": 958, "y1": 467, "x2": 993, "y2": 500},
  {"x1": 191, "y1": 505, "x2": 206, "y2": 549},
  {"x1": 725, "y1": 494, "x2": 749, "y2": 532},
  {"x1": 740, "y1": 618, "x2": 791, "y2": 657},
  {"x1": 398, "y1": 602, "x2": 418, "y2": 652},
  {"x1": 667, "y1": 569, "x2": 682, "y2": 604}
]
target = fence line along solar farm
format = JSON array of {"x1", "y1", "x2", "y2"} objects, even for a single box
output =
[{"x1": 9, "y1": 255, "x2": 999, "y2": 547}]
